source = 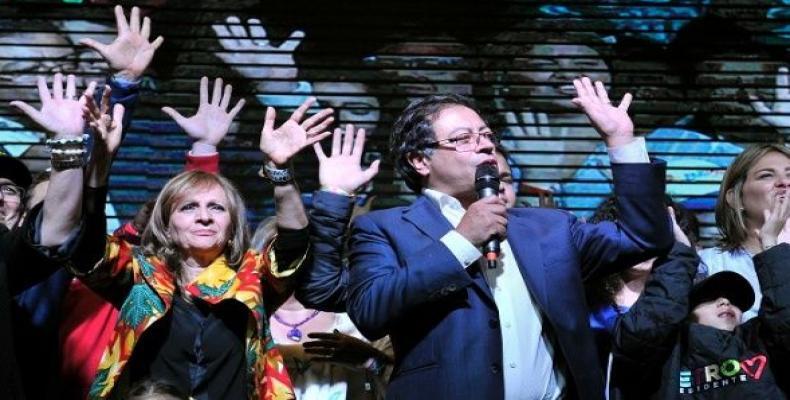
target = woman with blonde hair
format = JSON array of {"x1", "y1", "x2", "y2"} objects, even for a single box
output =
[
  {"x1": 700, "y1": 143, "x2": 790, "y2": 320},
  {"x1": 72, "y1": 77, "x2": 334, "y2": 399}
]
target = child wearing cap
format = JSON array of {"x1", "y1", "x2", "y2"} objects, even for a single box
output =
[{"x1": 610, "y1": 198, "x2": 790, "y2": 399}]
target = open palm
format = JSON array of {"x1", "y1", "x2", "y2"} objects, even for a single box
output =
[
  {"x1": 260, "y1": 97, "x2": 333, "y2": 166},
  {"x1": 162, "y1": 77, "x2": 245, "y2": 147},
  {"x1": 571, "y1": 77, "x2": 634, "y2": 147},
  {"x1": 10, "y1": 73, "x2": 87, "y2": 139},
  {"x1": 212, "y1": 16, "x2": 303, "y2": 82},
  {"x1": 80, "y1": 6, "x2": 164, "y2": 79},
  {"x1": 750, "y1": 66, "x2": 789, "y2": 135},
  {"x1": 315, "y1": 124, "x2": 380, "y2": 194}
]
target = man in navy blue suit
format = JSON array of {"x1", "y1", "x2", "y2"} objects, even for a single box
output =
[{"x1": 303, "y1": 77, "x2": 673, "y2": 399}]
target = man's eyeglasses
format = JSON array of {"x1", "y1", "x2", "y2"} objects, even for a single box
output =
[
  {"x1": 423, "y1": 131, "x2": 498, "y2": 152},
  {"x1": 0, "y1": 184, "x2": 25, "y2": 199}
]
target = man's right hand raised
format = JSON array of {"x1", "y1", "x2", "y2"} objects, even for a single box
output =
[{"x1": 456, "y1": 196, "x2": 508, "y2": 247}]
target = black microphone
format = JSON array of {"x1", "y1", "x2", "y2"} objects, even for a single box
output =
[{"x1": 475, "y1": 163, "x2": 500, "y2": 269}]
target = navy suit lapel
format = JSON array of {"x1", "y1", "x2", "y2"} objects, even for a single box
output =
[
  {"x1": 403, "y1": 196, "x2": 497, "y2": 307},
  {"x1": 506, "y1": 213, "x2": 549, "y2": 310},
  {"x1": 402, "y1": 196, "x2": 454, "y2": 240}
]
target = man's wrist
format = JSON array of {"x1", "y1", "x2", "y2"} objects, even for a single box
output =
[
  {"x1": 607, "y1": 136, "x2": 649, "y2": 164},
  {"x1": 191, "y1": 141, "x2": 218, "y2": 155},
  {"x1": 113, "y1": 70, "x2": 142, "y2": 82},
  {"x1": 321, "y1": 186, "x2": 355, "y2": 197},
  {"x1": 760, "y1": 236, "x2": 779, "y2": 251}
]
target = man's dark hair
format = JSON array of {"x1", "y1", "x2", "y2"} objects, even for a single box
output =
[{"x1": 390, "y1": 93, "x2": 482, "y2": 192}]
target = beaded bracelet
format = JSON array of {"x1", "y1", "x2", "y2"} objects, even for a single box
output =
[
  {"x1": 51, "y1": 155, "x2": 85, "y2": 171},
  {"x1": 46, "y1": 136, "x2": 86, "y2": 149},
  {"x1": 47, "y1": 136, "x2": 87, "y2": 171},
  {"x1": 259, "y1": 163, "x2": 294, "y2": 185}
]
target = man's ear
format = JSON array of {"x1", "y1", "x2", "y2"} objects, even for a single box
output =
[{"x1": 407, "y1": 151, "x2": 431, "y2": 178}]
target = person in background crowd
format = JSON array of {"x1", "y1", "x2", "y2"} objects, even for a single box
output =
[
  {"x1": 585, "y1": 195, "x2": 700, "y2": 370},
  {"x1": 494, "y1": 144, "x2": 517, "y2": 209},
  {"x1": 3, "y1": 72, "x2": 95, "y2": 399},
  {"x1": 257, "y1": 194, "x2": 391, "y2": 399},
  {"x1": 700, "y1": 144, "x2": 790, "y2": 321},
  {"x1": 6, "y1": 6, "x2": 164, "y2": 398},
  {"x1": 612, "y1": 193, "x2": 790, "y2": 399},
  {"x1": 126, "y1": 379, "x2": 188, "y2": 400},
  {"x1": 302, "y1": 77, "x2": 673, "y2": 399}
]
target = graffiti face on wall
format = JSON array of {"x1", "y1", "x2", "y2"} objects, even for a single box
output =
[
  {"x1": 313, "y1": 81, "x2": 380, "y2": 132},
  {"x1": 492, "y1": 43, "x2": 612, "y2": 192},
  {"x1": 366, "y1": 41, "x2": 473, "y2": 99}
]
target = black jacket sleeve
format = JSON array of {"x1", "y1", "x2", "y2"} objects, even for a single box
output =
[
  {"x1": 70, "y1": 186, "x2": 110, "y2": 274},
  {"x1": 613, "y1": 241, "x2": 699, "y2": 366},
  {"x1": 294, "y1": 190, "x2": 354, "y2": 312},
  {"x1": 754, "y1": 243, "x2": 790, "y2": 356},
  {"x1": 4, "y1": 203, "x2": 85, "y2": 295}
]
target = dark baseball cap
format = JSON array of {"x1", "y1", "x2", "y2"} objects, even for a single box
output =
[
  {"x1": 690, "y1": 271, "x2": 755, "y2": 313},
  {"x1": 0, "y1": 151, "x2": 32, "y2": 189}
]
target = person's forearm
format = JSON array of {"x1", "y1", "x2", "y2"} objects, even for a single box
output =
[
  {"x1": 107, "y1": 75, "x2": 139, "y2": 139},
  {"x1": 87, "y1": 152, "x2": 112, "y2": 189},
  {"x1": 40, "y1": 167, "x2": 83, "y2": 246},
  {"x1": 273, "y1": 182, "x2": 308, "y2": 230}
]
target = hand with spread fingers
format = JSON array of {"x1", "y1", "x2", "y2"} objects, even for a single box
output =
[
  {"x1": 161, "y1": 76, "x2": 246, "y2": 153},
  {"x1": 314, "y1": 124, "x2": 380, "y2": 195},
  {"x1": 80, "y1": 5, "x2": 164, "y2": 80},
  {"x1": 304, "y1": 331, "x2": 391, "y2": 367},
  {"x1": 83, "y1": 82, "x2": 125, "y2": 187},
  {"x1": 83, "y1": 83, "x2": 125, "y2": 156},
  {"x1": 260, "y1": 97, "x2": 334, "y2": 166},
  {"x1": 211, "y1": 16, "x2": 303, "y2": 92},
  {"x1": 750, "y1": 66, "x2": 790, "y2": 136},
  {"x1": 501, "y1": 109, "x2": 568, "y2": 138},
  {"x1": 10, "y1": 73, "x2": 88, "y2": 139},
  {"x1": 571, "y1": 76, "x2": 635, "y2": 148}
]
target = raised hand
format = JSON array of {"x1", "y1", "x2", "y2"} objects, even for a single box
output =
[
  {"x1": 10, "y1": 73, "x2": 88, "y2": 139},
  {"x1": 161, "y1": 76, "x2": 246, "y2": 150},
  {"x1": 571, "y1": 76, "x2": 634, "y2": 147},
  {"x1": 80, "y1": 5, "x2": 164, "y2": 80},
  {"x1": 502, "y1": 110, "x2": 565, "y2": 138},
  {"x1": 260, "y1": 97, "x2": 333, "y2": 166},
  {"x1": 83, "y1": 83, "x2": 125, "y2": 186},
  {"x1": 314, "y1": 124, "x2": 380, "y2": 194},
  {"x1": 212, "y1": 16, "x2": 303, "y2": 92},
  {"x1": 83, "y1": 83, "x2": 125, "y2": 157},
  {"x1": 750, "y1": 66, "x2": 790, "y2": 136},
  {"x1": 757, "y1": 192, "x2": 790, "y2": 250}
]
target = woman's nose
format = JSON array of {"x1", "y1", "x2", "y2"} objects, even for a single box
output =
[{"x1": 196, "y1": 207, "x2": 211, "y2": 223}]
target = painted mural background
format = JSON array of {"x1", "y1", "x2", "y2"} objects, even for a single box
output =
[{"x1": 1, "y1": 0, "x2": 788, "y2": 243}]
